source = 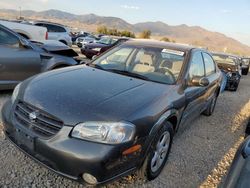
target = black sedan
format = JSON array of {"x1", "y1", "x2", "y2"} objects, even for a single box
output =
[
  {"x1": 81, "y1": 36, "x2": 129, "y2": 59},
  {"x1": 212, "y1": 53, "x2": 241, "y2": 91},
  {"x1": 0, "y1": 24, "x2": 80, "y2": 90},
  {"x1": 2, "y1": 40, "x2": 222, "y2": 185},
  {"x1": 224, "y1": 119, "x2": 250, "y2": 188}
]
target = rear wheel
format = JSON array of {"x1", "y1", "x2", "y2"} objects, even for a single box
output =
[
  {"x1": 139, "y1": 122, "x2": 174, "y2": 181},
  {"x1": 232, "y1": 81, "x2": 240, "y2": 91},
  {"x1": 242, "y1": 68, "x2": 249, "y2": 75},
  {"x1": 203, "y1": 93, "x2": 218, "y2": 116}
]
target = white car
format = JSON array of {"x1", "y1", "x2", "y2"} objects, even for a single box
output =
[
  {"x1": 29, "y1": 21, "x2": 72, "y2": 47},
  {"x1": 76, "y1": 36, "x2": 97, "y2": 48},
  {"x1": 0, "y1": 20, "x2": 48, "y2": 41}
]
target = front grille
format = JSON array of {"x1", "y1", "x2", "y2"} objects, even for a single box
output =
[{"x1": 14, "y1": 101, "x2": 63, "y2": 138}]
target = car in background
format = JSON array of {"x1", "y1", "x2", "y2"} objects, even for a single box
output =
[
  {"x1": 72, "y1": 32, "x2": 96, "y2": 45},
  {"x1": 241, "y1": 57, "x2": 250, "y2": 75},
  {"x1": 0, "y1": 24, "x2": 79, "y2": 90},
  {"x1": 76, "y1": 35, "x2": 98, "y2": 48},
  {"x1": 0, "y1": 20, "x2": 48, "y2": 41},
  {"x1": 81, "y1": 36, "x2": 129, "y2": 59},
  {"x1": 224, "y1": 118, "x2": 250, "y2": 188},
  {"x1": 212, "y1": 53, "x2": 241, "y2": 91},
  {"x1": 26, "y1": 21, "x2": 72, "y2": 47},
  {"x1": 2, "y1": 40, "x2": 222, "y2": 185}
]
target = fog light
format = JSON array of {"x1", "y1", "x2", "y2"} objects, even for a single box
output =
[{"x1": 82, "y1": 173, "x2": 97, "y2": 185}]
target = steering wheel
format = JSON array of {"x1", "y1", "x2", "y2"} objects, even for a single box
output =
[{"x1": 157, "y1": 68, "x2": 176, "y2": 83}]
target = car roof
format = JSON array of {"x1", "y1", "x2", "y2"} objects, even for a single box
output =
[
  {"x1": 212, "y1": 52, "x2": 239, "y2": 58},
  {"x1": 123, "y1": 39, "x2": 198, "y2": 52},
  {"x1": 33, "y1": 21, "x2": 68, "y2": 28}
]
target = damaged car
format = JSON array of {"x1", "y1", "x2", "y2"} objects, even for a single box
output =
[
  {"x1": 212, "y1": 53, "x2": 241, "y2": 91},
  {"x1": 2, "y1": 40, "x2": 222, "y2": 185},
  {"x1": 241, "y1": 57, "x2": 250, "y2": 75},
  {"x1": 0, "y1": 24, "x2": 80, "y2": 90}
]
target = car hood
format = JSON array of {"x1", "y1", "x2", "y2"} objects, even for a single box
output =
[
  {"x1": 217, "y1": 63, "x2": 238, "y2": 72},
  {"x1": 20, "y1": 66, "x2": 172, "y2": 126},
  {"x1": 31, "y1": 40, "x2": 78, "y2": 57}
]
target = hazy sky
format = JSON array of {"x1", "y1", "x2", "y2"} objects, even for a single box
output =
[{"x1": 1, "y1": 0, "x2": 250, "y2": 45}]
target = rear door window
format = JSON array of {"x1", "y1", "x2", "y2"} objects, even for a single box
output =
[{"x1": 43, "y1": 24, "x2": 66, "y2": 33}]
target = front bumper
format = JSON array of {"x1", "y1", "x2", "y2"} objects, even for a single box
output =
[
  {"x1": 2, "y1": 100, "x2": 140, "y2": 185},
  {"x1": 225, "y1": 73, "x2": 241, "y2": 90}
]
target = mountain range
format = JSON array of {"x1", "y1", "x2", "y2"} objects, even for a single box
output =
[{"x1": 1, "y1": 9, "x2": 249, "y2": 55}]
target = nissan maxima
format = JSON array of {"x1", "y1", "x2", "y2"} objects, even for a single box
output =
[{"x1": 2, "y1": 40, "x2": 222, "y2": 185}]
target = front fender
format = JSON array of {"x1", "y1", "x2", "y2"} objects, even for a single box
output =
[
  {"x1": 41, "y1": 55, "x2": 78, "y2": 71},
  {"x1": 139, "y1": 109, "x2": 180, "y2": 166}
]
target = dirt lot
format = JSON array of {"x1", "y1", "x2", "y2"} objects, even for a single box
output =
[{"x1": 0, "y1": 72, "x2": 249, "y2": 187}]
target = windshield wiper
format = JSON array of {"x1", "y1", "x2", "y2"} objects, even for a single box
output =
[
  {"x1": 105, "y1": 69, "x2": 150, "y2": 81},
  {"x1": 86, "y1": 63, "x2": 104, "y2": 70}
]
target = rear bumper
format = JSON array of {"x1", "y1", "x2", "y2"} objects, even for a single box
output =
[{"x1": 2, "y1": 100, "x2": 140, "y2": 185}]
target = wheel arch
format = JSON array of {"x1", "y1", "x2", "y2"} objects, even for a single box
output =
[
  {"x1": 59, "y1": 40, "x2": 67, "y2": 45},
  {"x1": 139, "y1": 109, "x2": 179, "y2": 167},
  {"x1": 13, "y1": 29, "x2": 31, "y2": 39}
]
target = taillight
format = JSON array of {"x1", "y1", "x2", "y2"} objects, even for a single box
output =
[{"x1": 45, "y1": 32, "x2": 48, "y2": 40}]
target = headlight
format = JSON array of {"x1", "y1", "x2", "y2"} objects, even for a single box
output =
[
  {"x1": 11, "y1": 83, "x2": 21, "y2": 103},
  {"x1": 71, "y1": 122, "x2": 135, "y2": 144},
  {"x1": 92, "y1": 48, "x2": 101, "y2": 52}
]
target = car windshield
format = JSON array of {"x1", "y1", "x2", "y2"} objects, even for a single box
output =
[
  {"x1": 212, "y1": 54, "x2": 237, "y2": 65},
  {"x1": 91, "y1": 45, "x2": 185, "y2": 85},
  {"x1": 97, "y1": 37, "x2": 117, "y2": 45}
]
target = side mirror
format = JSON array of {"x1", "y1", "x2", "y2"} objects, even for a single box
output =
[
  {"x1": 19, "y1": 38, "x2": 31, "y2": 49},
  {"x1": 190, "y1": 76, "x2": 209, "y2": 87}
]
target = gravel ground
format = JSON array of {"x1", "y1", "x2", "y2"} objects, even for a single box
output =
[{"x1": 0, "y1": 74, "x2": 249, "y2": 188}]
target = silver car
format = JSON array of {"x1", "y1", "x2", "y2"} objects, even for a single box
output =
[{"x1": 31, "y1": 21, "x2": 72, "y2": 47}]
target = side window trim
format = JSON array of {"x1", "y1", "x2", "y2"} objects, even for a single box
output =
[
  {"x1": 187, "y1": 50, "x2": 206, "y2": 80},
  {"x1": 202, "y1": 52, "x2": 216, "y2": 76}
]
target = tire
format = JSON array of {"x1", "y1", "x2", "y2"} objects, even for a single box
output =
[
  {"x1": 203, "y1": 93, "x2": 218, "y2": 116},
  {"x1": 232, "y1": 81, "x2": 240, "y2": 91},
  {"x1": 139, "y1": 122, "x2": 174, "y2": 181},
  {"x1": 242, "y1": 68, "x2": 249, "y2": 75}
]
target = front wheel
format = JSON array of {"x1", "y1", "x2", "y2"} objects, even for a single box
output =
[{"x1": 139, "y1": 122, "x2": 174, "y2": 181}]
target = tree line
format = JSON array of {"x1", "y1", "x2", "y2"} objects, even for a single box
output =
[{"x1": 96, "y1": 26, "x2": 175, "y2": 42}]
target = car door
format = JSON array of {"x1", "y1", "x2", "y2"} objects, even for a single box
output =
[
  {"x1": 202, "y1": 52, "x2": 219, "y2": 105},
  {"x1": 181, "y1": 50, "x2": 207, "y2": 124},
  {"x1": 0, "y1": 27, "x2": 41, "y2": 89}
]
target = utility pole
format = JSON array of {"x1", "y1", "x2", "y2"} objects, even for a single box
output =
[{"x1": 19, "y1": 6, "x2": 22, "y2": 19}]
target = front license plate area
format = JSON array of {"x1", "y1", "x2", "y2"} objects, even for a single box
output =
[{"x1": 15, "y1": 129, "x2": 34, "y2": 151}]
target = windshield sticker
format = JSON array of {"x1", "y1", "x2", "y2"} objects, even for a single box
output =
[{"x1": 162, "y1": 49, "x2": 185, "y2": 56}]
